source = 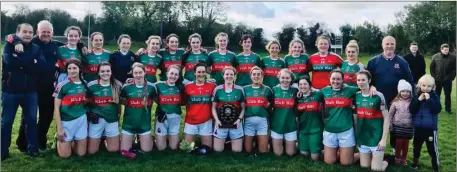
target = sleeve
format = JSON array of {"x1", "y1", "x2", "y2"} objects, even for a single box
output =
[
  {"x1": 284, "y1": 56, "x2": 289, "y2": 67},
  {"x1": 419, "y1": 55, "x2": 426, "y2": 79},
  {"x1": 358, "y1": 62, "x2": 366, "y2": 71},
  {"x1": 2, "y1": 43, "x2": 23, "y2": 69},
  {"x1": 426, "y1": 93, "x2": 442, "y2": 115},
  {"x1": 389, "y1": 102, "x2": 397, "y2": 125},
  {"x1": 5, "y1": 34, "x2": 22, "y2": 46},
  {"x1": 32, "y1": 47, "x2": 46, "y2": 73},
  {"x1": 367, "y1": 57, "x2": 376, "y2": 86},
  {"x1": 377, "y1": 92, "x2": 387, "y2": 111},
  {"x1": 259, "y1": 58, "x2": 265, "y2": 69},
  {"x1": 402, "y1": 61, "x2": 415, "y2": 87},
  {"x1": 409, "y1": 94, "x2": 421, "y2": 116},
  {"x1": 77, "y1": 41, "x2": 86, "y2": 54},
  {"x1": 181, "y1": 85, "x2": 189, "y2": 105},
  {"x1": 255, "y1": 55, "x2": 262, "y2": 67},
  {"x1": 430, "y1": 55, "x2": 437, "y2": 78},
  {"x1": 211, "y1": 87, "x2": 218, "y2": 102},
  {"x1": 336, "y1": 54, "x2": 344, "y2": 67},
  {"x1": 446, "y1": 55, "x2": 456, "y2": 82},
  {"x1": 53, "y1": 83, "x2": 65, "y2": 99},
  {"x1": 239, "y1": 88, "x2": 245, "y2": 102},
  {"x1": 120, "y1": 85, "x2": 127, "y2": 99},
  {"x1": 53, "y1": 40, "x2": 65, "y2": 47},
  {"x1": 150, "y1": 84, "x2": 157, "y2": 100}
]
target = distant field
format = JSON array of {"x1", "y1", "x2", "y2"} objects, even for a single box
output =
[{"x1": 0, "y1": 42, "x2": 456, "y2": 172}]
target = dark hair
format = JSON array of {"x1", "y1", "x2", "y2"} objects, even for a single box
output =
[
  {"x1": 356, "y1": 70, "x2": 372, "y2": 81},
  {"x1": 193, "y1": 61, "x2": 207, "y2": 73},
  {"x1": 441, "y1": 43, "x2": 450, "y2": 49},
  {"x1": 298, "y1": 75, "x2": 312, "y2": 88},
  {"x1": 410, "y1": 42, "x2": 418, "y2": 46},
  {"x1": 239, "y1": 34, "x2": 253, "y2": 46},
  {"x1": 97, "y1": 62, "x2": 121, "y2": 104},
  {"x1": 65, "y1": 59, "x2": 90, "y2": 96},
  {"x1": 329, "y1": 69, "x2": 344, "y2": 79},
  {"x1": 117, "y1": 34, "x2": 131, "y2": 44},
  {"x1": 165, "y1": 33, "x2": 179, "y2": 51},
  {"x1": 16, "y1": 23, "x2": 32, "y2": 32}
]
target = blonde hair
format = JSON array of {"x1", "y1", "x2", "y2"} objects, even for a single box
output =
[
  {"x1": 222, "y1": 66, "x2": 237, "y2": 75},
  {"x1": 214, "y1": 32, "x2": 229, "y2": 49},
  {"x1": 346, "y1": 42, "x2": 359, "y2": 54},
  {"x1": 348, "y1": 40, "x2": 358, "y2": 44},
  {"x1": 167, "y1": 64, "x2": 181, "y2": 73},
  {"x1": 277, "y1": 68, "x2": 294, "y2": 81},
  {"x1": 145, "y1": 35, "x2": 161, "y2": 46},
  {"x1": 288, "y1": 39, "x2": 305, "y2": 55},
  {"x1": 416, "y1": 75, "x2": 436, "y2": 92},
  {"x1": 90, "y1": 32, "x2": 103, "y2": 42},
  {"x1": 188, "y1": 33, "x2": 202, "y2": 42},
  {"x1": 64, "y1": 26, "x2": 82, "y2": 37},
  {"x1": 315, "y1": 35, "x2": 330, "y2": 44},
  {"x1": 250, "y1": 66, "x2": 263, "y2": 75},
  {"x1": 265, "y1": 40, "x2": 281, "y2": 51}
]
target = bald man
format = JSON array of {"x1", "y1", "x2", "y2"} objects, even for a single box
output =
[{"x1": 367, "y1": 36, "x2": 414, "y2": 154}]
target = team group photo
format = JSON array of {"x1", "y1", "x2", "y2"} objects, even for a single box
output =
[{"x1": 1, "y1": 1, "x2": 456, "y2": 172}]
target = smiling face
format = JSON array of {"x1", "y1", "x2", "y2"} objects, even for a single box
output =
[
  {"x1": 382, "y1": 36, "x2": 396, "y2": 56},
  {"x1": 356, "y1": 73, "x2": 370, "y2": 90},
  {"x1": 167, "y1": 36, "x2": 179, "y2": 51},
  {"x1": 190, "y1": 37, "x2": 201, "y2": 50},
  {"x1": 298, "y1": 79, "x2": 311, "y2": 93},
  {"x1": 346, "y1": 47, "x2": 358, "y2": 61},
  {"x1": 195, "y1": 66, "x2": 207, "y2": 82},
  {"x1": 242, "y1": 38, "x2": 252, "y2": 50},
  {"x1": 250, "y1": 69, "x2": 263, "y2": 84},
  {"x1": 217, "y1": 36, "x2": 228, "y2": 49},
  {"x1": 92, "y1": 34, "x2": 104, "y2": 50},
  {"x1": 223, "y1": 69, "x2": 235, "y2": 83},
  {"x1": 132, "y1": 66, "x2": 145, "y2": 82},
  {"x1": 269, "y1": 43, "x2": 280, "y2": 56},
  {"x1": 279, "y1": 71, "x2": 292, "y2": 88},
  {"x1": 17, "y1": 25, "x2": 34, "y2": 43},
  {"x1": 67, "y1": 63, "x2": 80, "y2": 79},
  {"x1": 98, "y1": 65, "x2": 112, "y2": 81},
  {"x1": 167, "y1": 67, "x2": 180, "y2": 84},
  {"x1": 330, "y1": 72, "x2": 343, "y2": 89},
  {"x1": 148, "y1": 38, "x2": 160, "y2": 52},
  {"x1": 316, "y1": 38, "x2": 329, "y2": 54},
  {"x1": 291, "y1": 42, "x2": 303, "y2": 56},
  {"x1": 37, "y1": 24, "x2": 52, "y2": 43},
  {"x1": 119, "y1": 38, "x2": 131, "y2": 52},
  {"x1": 410, "y1": 45, "x2": 418, "y2": 53},
  {"x1": 400, "y1": 90, "x2": 411, "y2": 99},
  {"x1": 67, "y1": 29, "x2": 80, "y2": 46}
]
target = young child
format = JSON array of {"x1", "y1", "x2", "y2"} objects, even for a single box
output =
[
  {"x1": 389, "y1": 79, "x2": 414, "y2": 165},
  {"x1": 409, "y1": 75, "x2": 442, "y2": 172}
]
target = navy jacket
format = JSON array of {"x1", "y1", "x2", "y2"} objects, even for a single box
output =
[
  {"x1": 2, "y1": 42, "x2": 45, "y2": 93},
  {"x1": 110, "y1": 50, "x2": 136, "y2": 84},
  {"x1": 409, "y1": 91, "x2": 441, "y2": 130},
  {"x1": 367, "y1": 54, "x2": 415, "y2": 106}
]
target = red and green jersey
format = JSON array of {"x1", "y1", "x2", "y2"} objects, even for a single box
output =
[
  {"x1": 82, "y1": 49, "x2": 111, "y2": 82},
  {"x1": 154, "y1": 81, "x2": 183, "y2": 115},
  {"x1": 183, "y1": 52, "x2": 209, "y2": 82},
  {"x1": 260, "y1": 57, "x2": 285, "y2": 89},
  {"x1": 53, "y1": 79, "x2": 87, "y2": 121},
  {"x1": 235, "y1": 52, "x2": 261, "y2": 86},
  {"x1": 341, "y1": 60, "x2": 365, "y2": 87},
  {"x1": 121, "y1": 81, "x2": 156, "y2": 134},
  {"x1": 137, "y1": 51, "x2": 163, "y2": 83},
  {"x1": 183, "y1": 82, "x2": 217, "y2": 124},
  {"x1": 158, "y1": 48, "x2": 185, "y2": 81},
  {"x1": 284, "y1": 54, "x2": 310, "y2": 83},
  {"x1": 296, "y1": 90, "x2": 324, "y2": 134},
  {"x1": 87, "y1": 80, "x2": 121, "y2": 123},
  {"x1": 271, "y1": 86, "x2": 298, "y2": 134},
  {"x1": 212, "y1": 84, "x2": 245, "y2": 110},
  {"x1": 208, "y1": 50, "x2": 237, "y2": 85},
  {"x1": 321, "y1": 86, "x2": 358, "y2": 133},
  {"x1": 243, "y1": 84, "x2": 273, "y2": 118},
  {"x1": 355, "y1": 91, "x2": 387, "y2": 147},
  {"x1": 57, "y1": 45, "x2": 82, "y2": 72},
  {"x1": 308, "y1": 52, "x2": 343, "y2": 89}
]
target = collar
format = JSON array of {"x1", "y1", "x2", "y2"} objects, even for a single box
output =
[
  {"x1": 382, "y1": 53, "x2": 396, "y2": 61},
  {"x1": 223, "y1": 83, "x2": 234, "y2": 90}
]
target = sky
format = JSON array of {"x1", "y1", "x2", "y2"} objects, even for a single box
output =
[{"x1": 1, "y1": 1, "x2": 417, "y2": 40}]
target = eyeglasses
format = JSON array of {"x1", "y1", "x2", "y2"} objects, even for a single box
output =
[{"x1": 347, "y1": 51, "x2": 356, "y2": 53}]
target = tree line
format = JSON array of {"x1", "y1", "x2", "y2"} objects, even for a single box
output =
[{"x1": 1, "y1": 1, "x2": 455, "y2": 55}]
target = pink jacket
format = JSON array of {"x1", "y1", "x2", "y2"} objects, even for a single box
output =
[{"x1": 389, "y1": 98, "x2": 413, "y2": 128}]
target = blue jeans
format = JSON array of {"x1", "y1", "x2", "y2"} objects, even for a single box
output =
[{"x1": 1, "y1": 92, "x2": 38, "y2": 156}]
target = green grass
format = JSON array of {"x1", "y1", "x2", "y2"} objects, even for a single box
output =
[{"x1": 0, "y1": 45, "x2": 455, "y2": 172}]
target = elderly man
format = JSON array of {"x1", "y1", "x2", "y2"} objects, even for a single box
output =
[
  {"x1": 431, "y1": 44, "x2": 456, "y2": 114},
  {"x1": 367, "y1": 36, "x2": 414, "y2": 155},
  {"x1": 6, "y1": 20, "x2": 87, "y2": 152},
  {"x1": 2, "y1": 23, "x2": 45, "y2": 161}
]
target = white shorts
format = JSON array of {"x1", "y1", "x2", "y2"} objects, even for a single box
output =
[
  {"x1": 184, "y1": 120, "x2": 213, "y2": 136},
  {"x1": 323, "y1": 127, "x2": 356, "y2": 148},
  {"x1": 155, "y1": 113, "x2": 181, "y2": 136},
  {"x1": 88, "y1": 118, "x2": 119, "y2": 139},
  {"x1": 244, "y1": 116, "x2": 268, "y2": 136},
  {"x1": 213, "y1": 126, "x2": 244, "y2": 139},
  {"x1": 358, "y1": 145, "x2": 384, "y2": 154},
  {"x1": 62, "y1": 115, "x2": 88, "y2": 142},
  {"x1": 271, "y1": 131, "x2": 297, "y2": 141},
  {"x1": 57, "y1": 73, "x2": 68, "y2": 84},
  {"x1": 121, "y1": 130, "x2": 151, "y2": 136}
]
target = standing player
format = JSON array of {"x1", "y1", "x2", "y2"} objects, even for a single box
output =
[
  {"x1": 137, "y1": 35, "x2": 163, "y2": 83},
  {"x1": 243, "y1": 66, "x2": 273, "y2": 154},
  {"x1": 260, "y1": 40, "x2": 285, "y2": 89},
  {"x1": 110, "y1": 34, "x2": 137, "y2": 84},
  {"x1": 307, "y1": 35, "x2": 344, "y2": 89},
  {"x1": 183, "y1": 62, "x2": 217, "y2": 148},
  {"x1": 284, "y1": 39, "x2": 309, "y2": 87},
  {"x1": 82, "y1": 32, "x2": 111, "y2": 82},
  {"x1": 158, "y1": 34, "x2": 185, "y2": 81},
  {"x1": 235, "y1": 34, "x2": 261, "y2": 86},
  {"x1": 208, "y1": 32, "x2": 237, "y2": 85},
  {"x1": 56, "y1": 26, "x2": 84, "y2": 83},
  {"x1": 341, "y1": 42, "x2": 364, "y2": 87},
  {"x1": 182, "y1": 33, "x2": 210, "y2": 84}
]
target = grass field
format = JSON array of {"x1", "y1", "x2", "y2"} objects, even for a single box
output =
[{"x1": 0, "y1": 44, "x2": 455, "y2": 172}]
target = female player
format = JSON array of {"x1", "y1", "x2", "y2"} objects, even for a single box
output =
[
  {"x1": 56, "y1": 26, "x2": 84, "y2": 83},
  {"x1": 307, "y1": 35, "x2": 344, "y2": 89},
  {"x1": 208, "y1": 32, "x2": 237, "y2": 85},
  {"x1": 341, "y1": 42, "x2": 365, "y2": 87},
  {"x1": 243, "y1": 66, "x2": 273, "y2": 154},
  {"x1": 260, "y1": 40, "x2": 285, "y2": 89},
  {"x1": 87, "y1": 62, "x2": 122, "y2": 154},
  {"x1": 271, "y1": 68, "x2": 298, "y2": 156},
  {"x1": 110, "y1": 34, "x2": 137, "y2": 84},
  {"x1": 212, "y1": 66, "x2": 245, "y2": 152},
  {"x1": 235, "y1": 34, "x2": 261, "y2": 86},
  {"x1": 182, "y1": 33, "x2": 210, "y2": 84},
  {"x1": 284, "y1": 39, "x2": 309, "y2": 87},
  {"x1": 53, "y1": 59, "x2": 88, "y2": 158},
  {"x1": 137, "y1": 35, "x2": 163, "y2": 83},
  {"x1": 158, "y1": 33, "x2": 185, "y2": 81},
  {"x1": 82, "y1": 32, "x2": 111, "y2": 82},
  {"x1": 119, "y1": 62, "x2": 155, "y2": 158}
]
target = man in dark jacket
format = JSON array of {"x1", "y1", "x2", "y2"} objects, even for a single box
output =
[
  {"x1": 403, "y1": 42, "x2": 426, "y2": 83},
  {"x1": 367, "y1": 36, "x2": 415, "y2": 155},
  {"x1": 1, "y1": 23, "x2": 45, "y2": 161},
  {"x1": 6, "y1": 20, "x2": 87, "y2": 151},
  {"x1": 430, "y1": 44, "x2": 456, "y2": 114}
]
